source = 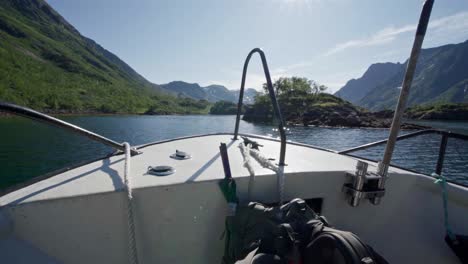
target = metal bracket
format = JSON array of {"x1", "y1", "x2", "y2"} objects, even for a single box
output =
[
  {"x1": 342, "y1": 160, "x2": 386, "y2": 207},
  {"x1": 342, "y1": 184, "x2": 385, "y2": 201}
]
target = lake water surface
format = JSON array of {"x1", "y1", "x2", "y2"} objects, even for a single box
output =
[{"x1": 1, "y1": 115, "x2": 467, "y2": 190}]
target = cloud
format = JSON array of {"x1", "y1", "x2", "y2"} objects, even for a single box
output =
[
  {"x1": 324, "y1": 25, "x2": 415, "y2": 56},
  {"x1": 426, "y1": 12, "x2": 468, "y2": 44},
  {"x1": 206, "y1": 12, "x2": 468, "y2": 93},
  {"x1": 324, "y1": 11, "x2": 468, "y2": 56}
]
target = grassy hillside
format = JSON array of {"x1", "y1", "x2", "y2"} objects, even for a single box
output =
[
  {"x1": 405, "y1": 103, "x2": 468, "y2": 120},
  {"x1": 244, "y1": 92, "x2": 361, "y2": 122},
  {"x1": 0, "y1": 0, "x2": 209, "y2": 114}
]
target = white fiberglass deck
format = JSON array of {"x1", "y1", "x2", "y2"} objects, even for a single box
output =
[
  {"x1": 0, "y1": 134, "x2": 361, "y2": 206},
  {"x1": 0, "y1": 134, "x2": 467, "y2": 264}
]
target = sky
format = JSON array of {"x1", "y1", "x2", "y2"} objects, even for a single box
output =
[{"x1": 47, "y1": 0, "x2": 468, "y2": 93}]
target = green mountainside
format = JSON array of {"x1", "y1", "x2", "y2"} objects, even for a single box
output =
[
  {"x1": 405, "y1": 103, "x2": 468, "y2": 120},
  {"x1": 2, "y1": 0, "x2": 465, "y2": 120},
  {"x1": 335, "y1": 40, "x2": 468, "y2": 111},
  {"x1": 0, "y1": 0, "x2": 209, "y2": 114}
]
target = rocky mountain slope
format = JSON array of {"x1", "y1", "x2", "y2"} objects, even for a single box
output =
[
  {"x1": 335, "y1": 40, "x2": 468, "y2": 111},
  {"x1": 334, "y1": 63, "x2": 402, "y2": 104}
]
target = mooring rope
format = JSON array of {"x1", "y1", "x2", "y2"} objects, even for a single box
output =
[
  {"x1": 432, "y1": 172, "x2": 457, "y2": 242},
  {"x1": 123, "y1": 142, "x2": 139, "y2": 264},
  {"x1": 239, "y1": 143, "x2": 285, "y2": 204},
  {"x1": 238, "y1": 143, "x2": 256, "y2": 200}
]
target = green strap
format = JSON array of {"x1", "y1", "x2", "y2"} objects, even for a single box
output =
[
  {"x1": 219, "y1": 178, "x2": 238, "y2": 204},
  {"x1": 219, "y1": 178, "x2": 238, "y2": 264},
  {"x1": 433, "y1": 173, "x2": 456, "y2": 241}
]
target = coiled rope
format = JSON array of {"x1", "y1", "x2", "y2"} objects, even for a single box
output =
[
  {"x1": 124, "y1": 142, "x2": 139, "y2": 264},
  {"x1": 238, "y1": 143, "x2": 285, "y2": 204}
]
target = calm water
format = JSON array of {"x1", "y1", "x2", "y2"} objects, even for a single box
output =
[{"x1": 0, "y1": 115, "x2": 467, "y2": 190}]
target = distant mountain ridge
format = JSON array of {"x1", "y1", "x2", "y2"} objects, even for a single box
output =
[
  {"x1": 159, "y1": 81, "x2": 258, "y2": 104},
  {"x1": 334, "y1": 62, "x2": 402, "y2": 104},
  {"x1": 335, "y1": 40, "x2": 468, "y2": 110}
]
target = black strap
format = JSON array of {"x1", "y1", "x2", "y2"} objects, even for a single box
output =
[
  {"x1": 306, "y1": 222, "x2": 382, "y2": 264},
  {"x1": 220, "y1": 143, "x2": 232, "y2": 179},
  {"x1": 446, "y1": 234, "x2": 468, "y2": 263},
  {"x1": 278, "y1": 224, "x2": 300, "y2": 264}
]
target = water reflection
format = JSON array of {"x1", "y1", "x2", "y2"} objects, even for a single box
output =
[{"x1": 0, "y1": 115, "x2": 466, "y2": 189}]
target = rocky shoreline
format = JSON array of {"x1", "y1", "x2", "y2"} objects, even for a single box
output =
[
  {"x1": 285, "y1": 119, "x2": 429, "y2": 130},
  {"x1": 405, "y1": 103, "x2": 468, "y2": 121},
  {"x1": 243, "y1": 104, "x2": 431, "y2": 130},
  {"x1": 288, "y1": 110, "x2": 429, "y2": 129}
]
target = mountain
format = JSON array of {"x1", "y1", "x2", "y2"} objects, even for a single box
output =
[
  {"x1": 159, "y1": 81, "x2": 258, "y2": 104},
  {"x1": 0, "y1": 0, "x2": 209, "y2": 114},
  {"x1": 204, "y1": 85, "x2": 236, "y2": 102},
  {"x1": 160, "y1": 81, "x2": 207, "y2": 100},
  {"x1": 335, "y1": 40, "x2": 468, "y2": 111},
  {"x1": 231, "y1": 88, "x2": 258, "y2": 105},
  {"x1": 334, "y1": 63, "x2": 402, "y2": 104}
]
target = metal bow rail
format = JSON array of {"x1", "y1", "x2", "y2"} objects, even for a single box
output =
[
  {"x1": 341, "y1": 0, "x2": 436, "y2": 207},
  {"x1": 371, "y1": 0, "x2": 434, "y2": 205},
  {"x1": 0, "y1": 102, "x2": 139, "y2": 155},
  {"x1": 339, "y1": 129, "x2": 468, "y2": 178},
  {"x1": 233, "y1": 48, "x2": 287, "y2": 166}
]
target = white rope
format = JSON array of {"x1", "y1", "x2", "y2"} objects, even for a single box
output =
[
  {"x1": 238, "y1": 143, "x2": 285, "y2": 204},
  {"x1": 248, "y1": 148, "x2": 279, "y2": 173},
  {"x1": 239, "y1": 143, "x2": 256, "y2": 200},
  {"x1": 123, "y1": 142, "x2": 139, "y2": 264}
]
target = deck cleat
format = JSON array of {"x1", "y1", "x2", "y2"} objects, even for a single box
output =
[
  {"x1": 147, "y1": 165, "x2": 175, "y2": 176},
  {"x1": 170, "y1": 150, "x2": 192, "y2": 160}
]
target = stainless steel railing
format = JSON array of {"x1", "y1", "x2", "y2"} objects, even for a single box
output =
[
  {"x1": 233, "y1": 48, "x2": 287, "y2": 166},
  {"x1": 0, "y1": 102, "x2": 139, "y2": 155},
  {"x1": 338, "y1": 129, "x2": 468, "y2": 177}
]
